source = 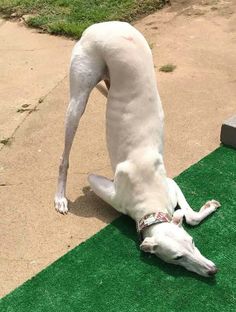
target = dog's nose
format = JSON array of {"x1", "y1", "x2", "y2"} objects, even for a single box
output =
[{"x1": 208, "y1": 267, "x2": 218, "y2": 276}]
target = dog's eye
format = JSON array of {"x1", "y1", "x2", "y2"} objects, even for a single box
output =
[{"x1": 174, "y1": 255, "x2": 183, "y2": 261}]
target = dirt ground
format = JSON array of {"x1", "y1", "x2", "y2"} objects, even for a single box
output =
[{"x1": 0, "y1": 0, "x2": 235, "y2": 297}]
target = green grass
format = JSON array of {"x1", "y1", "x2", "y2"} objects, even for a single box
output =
[
  {"x1": 0, "y1": 0, "x2": 168, "y2": 38},
  {"x1": 1, "y1": 146, "x2": 236, "y2": 311}
]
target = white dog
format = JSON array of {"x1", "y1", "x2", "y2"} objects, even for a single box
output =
[{"x1": 54, "y1": 21, "x2": 220, "y2": 277}]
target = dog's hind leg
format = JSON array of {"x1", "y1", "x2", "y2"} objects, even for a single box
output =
[
  {"x1": 54, "y1": 46, "x2": 105, "y2": 214},
  {"x1": 168, "y1": 178, "x2": 221, "y2": 226}
]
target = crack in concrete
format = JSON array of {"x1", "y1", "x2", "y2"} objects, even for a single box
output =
[
  {"x1": 0, "y1": 74, "x2": 68, "y2": 153},
  {"x1": 0, "y1": 45, "x2": 73, "y2": 52},
  {"x1": 0, "y1": 182, "x2": 23, "y2": 187}
]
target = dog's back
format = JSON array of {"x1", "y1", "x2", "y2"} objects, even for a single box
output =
[
  {"x1": 72, "y1": 22, "x2": 164, "y2": 169},
  {"x1": 55, "y1": 21, "x2": 165, "y2": 214}
]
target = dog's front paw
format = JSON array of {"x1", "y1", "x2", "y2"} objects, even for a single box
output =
[
  {"x1": 203, "y1": 200, "x2": 221, "y2": 210},
  {"x1": 54, "y1": 196, "x2": 68, "y2": 214}
]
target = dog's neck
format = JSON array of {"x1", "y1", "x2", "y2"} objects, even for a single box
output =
[
  {"x1": 140, "y1": 222, "x2": 163, "y2": 242},
  {"x1": 130, "y1": 200, "x2": 172, "y2": 222},
  {"x1": 137, "y1": 212, "x2": 171, "y2": 242}
]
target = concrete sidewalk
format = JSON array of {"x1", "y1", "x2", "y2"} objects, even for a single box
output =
[
  {"x1": 0, "y1": 19, "x2": 74, "y2": 147},
  {"x1": 1, "y1": 0, "x2": 236, "y2": 297}
]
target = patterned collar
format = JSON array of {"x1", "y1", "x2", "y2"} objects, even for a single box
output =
[{"x1": 137, "y1": 212, "x2": 171, "y2": 242}]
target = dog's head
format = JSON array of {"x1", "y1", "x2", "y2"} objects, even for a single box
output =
[{"x1": 140, "y1": 211, "x2": 217, "y2": 277}]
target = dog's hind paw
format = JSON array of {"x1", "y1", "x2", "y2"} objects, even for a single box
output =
[
  {"x1": 203, "y1": 200, "x2": 221, "y2": 210},
  {"x1": 54, "y1": 196, "x2": 68, "y2": 214}
]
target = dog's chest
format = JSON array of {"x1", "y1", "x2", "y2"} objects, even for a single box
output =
[{"x1": 105, "y1": 97, "x2": 163, "y2": 170}]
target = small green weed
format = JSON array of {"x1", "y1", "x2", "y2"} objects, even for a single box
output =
[
  {"x1": 159, "y1": 64, "x2": 176, "y2": 73},
  {"x1": 0, "y1": 137, "x2": 12, "y2": 146}
]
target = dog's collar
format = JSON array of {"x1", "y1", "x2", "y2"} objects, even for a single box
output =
[{"x1": 137, "y1": 212, "x2": 171, "y2": 242}]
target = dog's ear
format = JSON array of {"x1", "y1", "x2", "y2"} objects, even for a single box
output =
[
  {"x1": 88, "y1": 174, "x2": 116, "y2": 206},
  {"x1": 172, "y1": 210, "x2": 184, "y2": 227},
  {"x1": 115, "y1": 161, "x2": 132, "y2": 181},
  {"x1": 140, "y1": 237, "x2": 158, "y2": 253},
  {"x1": 114, "y1": 160, "x2": 133, "y2": 193}
]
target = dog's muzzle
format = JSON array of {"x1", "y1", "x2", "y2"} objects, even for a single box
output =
[{"x1": 137, "y1": 212, "x2": 171, "y2": 242}]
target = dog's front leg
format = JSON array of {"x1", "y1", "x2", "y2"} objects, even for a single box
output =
[{"x1": 167, "y1": 178, "x2": 220, "y2": 226}]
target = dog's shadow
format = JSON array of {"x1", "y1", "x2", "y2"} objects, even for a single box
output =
[
  {"x1": 69, "y1": 186, "x2": 119, "y2": 224},
  {"x1": 69, "y1": 187, "x2": 217, "y2": 285}
]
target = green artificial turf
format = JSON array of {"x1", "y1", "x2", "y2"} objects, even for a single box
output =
[
  {"x1": 0, "y1": 0, "x2": 167, "y2": 38},
  {"x1": 1, "y1": 146, "x2": 236, "y2": 311}
]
